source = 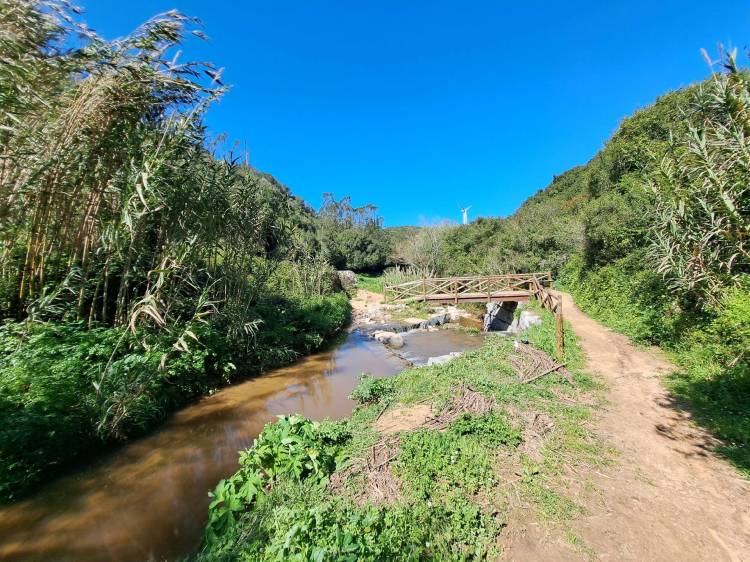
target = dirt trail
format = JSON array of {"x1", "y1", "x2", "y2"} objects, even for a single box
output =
[
  {"x1": 349, "y1": 288, "x2": 385, "y2": 322},
  {"x1": 504, "y1": 292, "x2": 750, "y2": 561}
]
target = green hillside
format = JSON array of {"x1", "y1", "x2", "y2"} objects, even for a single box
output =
[
  {"x1": 436, "y1": 68, "x2": 749, "y2": 476},
  {"x1": 440, "y1": 85, "x2": 694, "y2": 277}
]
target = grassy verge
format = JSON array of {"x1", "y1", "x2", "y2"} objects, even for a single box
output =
[
  {"x1": 0, "y1": 293, "x2": 351, "y2": 503},
  {"x1": 356, "y1": 273, "x2": 384, "y2": 294},
  {"x1": 196, "y1": 306, "x2": 607, "y2": 560}
]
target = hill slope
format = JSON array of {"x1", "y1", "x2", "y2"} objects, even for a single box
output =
[{"x1": 441, "y1": 68, "x2": 750, "y2": 477}]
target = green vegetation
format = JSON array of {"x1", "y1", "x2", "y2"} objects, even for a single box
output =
[
  {"x1": 347, "y1": 374, "x2": 395, "y2": 405},
  {"x1": 317, "y1": 194, "x2": 391, "y2": 273},
  {"x1": 399, "y1": 50, "x2": 748, "y2": 476},
  {"x1": 197, "y1": 309, "x2": 606, "y2": 560},
  {"x1": 355, "y1": 273, "x2": 384, "y2": 294},
  {"x1": 0, "y1": 1, "x2": 356, "y2": 502}
]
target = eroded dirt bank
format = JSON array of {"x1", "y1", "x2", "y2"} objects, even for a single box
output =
[{"x1": 504, "y1": 292, "x2": 750, "y2": 561}]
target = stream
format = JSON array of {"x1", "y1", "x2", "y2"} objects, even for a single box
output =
[{"x1": 0, "y1": 327, "x2": 483, "y2": 562}]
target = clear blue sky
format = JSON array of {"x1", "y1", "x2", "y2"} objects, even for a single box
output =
[{"x1": 83, "y1": 1, "x2": 748, "y2": 226}]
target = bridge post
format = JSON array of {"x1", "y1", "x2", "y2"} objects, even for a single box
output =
[{"x1": 555, "y1": 309, "x2": 564, "y2": 359}]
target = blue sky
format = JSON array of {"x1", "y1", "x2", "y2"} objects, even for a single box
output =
[{"x1": 83, "y1": 1, "x2": 748, "y2": 226}]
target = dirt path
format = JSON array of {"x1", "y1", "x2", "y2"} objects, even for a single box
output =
[
  {"x1": 504, "y1": 292, "x2": 750, "y2": 561},
  {"x1": 350, "y1": 289, "x2": 384, "y2": 317}
]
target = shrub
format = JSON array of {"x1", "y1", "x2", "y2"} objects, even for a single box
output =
[
  {"x1": 667, "y1": 279, "x2": 750, "y2": 476},
  {"x1": 203, "y1": 415, "x2": 343, "y2": 551},
  {"x1": 559, "y1": 252, "x2": 676, "y2": 344},
  {"x1": 0, "y1": 320, "x2": 230, "y2": 501},
  {"x1": 348, "y1": 375, "x2": 396, "y2": 405}
]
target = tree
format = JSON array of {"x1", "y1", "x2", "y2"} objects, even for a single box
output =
[
  {"x1": 317, "y1": 194, "x2": 390, "y2": 271},
  {"x1": 395, "y1": 222, "x2": 453, "y2": 276}
]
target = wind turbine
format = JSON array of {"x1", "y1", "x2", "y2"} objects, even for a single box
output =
[{"x1": 459, "y1": 205, "x2": 472, "y2": 225}]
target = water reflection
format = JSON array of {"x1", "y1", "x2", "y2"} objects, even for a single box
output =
[{"x1": 0, "y1": 329, "x2": 483, "y2": 562}]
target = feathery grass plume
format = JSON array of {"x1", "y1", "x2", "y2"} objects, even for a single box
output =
[{"x1": 649, "y1": 48, "x2": 750, "y2": 306}]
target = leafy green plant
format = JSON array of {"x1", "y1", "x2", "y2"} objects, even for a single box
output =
[
  {"x1": 204, "y1": 415, "x2": 343, "y2": 549},
  {"x1": 394, "y1": 429, "x2": 495, "y2": 498},
  {"x1": 649, "y1": 51, "x2": 750, "y2": 306},
  {"x1": 449, "y1": 412, "x2": 522, "y2": 447},
  {"x1": 0, "y1": 319, "x2": 231, "y2": 501},
  {"x1": 348, "y1": 375, "x2": 396, "y2": 405}
]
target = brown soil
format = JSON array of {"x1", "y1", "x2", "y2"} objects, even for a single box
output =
[
  {"x1": 375, "y1": 403, "x2": 433, "y2": 434},
  {"x1": 350, "y1": 289, "x2": 384, "y2": 319},
  {"x1": 375, "y1": 384, "x2": 498, "y2": 435},
  {"x1": 518, "y1": 411, "x2": 555, "y2": 463},
  {"x1": 502, "y1": 292, "x2": 750, "y2": 561}
]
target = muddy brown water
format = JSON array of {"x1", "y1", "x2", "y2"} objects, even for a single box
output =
[{"x1": 0, "y1": 328, "x2": 483, "y2": 562}]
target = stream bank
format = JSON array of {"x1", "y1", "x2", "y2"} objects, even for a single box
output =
[{"x1": 0, "y1": 295, "x2": 483, "y2": 562}]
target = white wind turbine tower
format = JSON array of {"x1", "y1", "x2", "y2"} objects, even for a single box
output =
[{"x1": 460, "y1": 205, "x2": 472, "y2": 225}]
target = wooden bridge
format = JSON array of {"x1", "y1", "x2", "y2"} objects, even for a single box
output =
[{"x1": 384, "y1": 272, "x2": 565, "y2": 356}]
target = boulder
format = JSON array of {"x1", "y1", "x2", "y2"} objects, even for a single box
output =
[
  {"x1": 508, "y1": 310, "x2": 542, "y2": 334},
  {"x1": 483, "y1": 301, "x2": 518, "y2": 331},
  {"x1": 336, "y1": 270, "x2": 358, "y2": 290},
  {"x1": 426, "y1": 352, "x2": 462, "y2": 366},
  {"x1": 372, "y1": 331, "x2": 404, "y2": 349},
  {"x1": 444, "y1": 305, "x2": 474, "y2": 323},
  {"x1": 388, "y1": 334, "x2": 404, "y2": 349}
]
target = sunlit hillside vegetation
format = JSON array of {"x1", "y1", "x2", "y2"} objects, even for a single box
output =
[
  {"x1": 391, "y1": 55, "x2": 749, "y2": 475},
  {"x1": 0, "y1": 1, "x2": 400, "y2": 502}
]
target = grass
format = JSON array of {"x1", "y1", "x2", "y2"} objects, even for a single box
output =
[
  {"x1": 665, "y1": 355, "x2": 750, "y2": 479},
  {"x1": 197, "y1": 306, "x2": 608, "y2": 560},
  {"x1": 356, "y1": 273, "x2": 384, "y2": 294}
]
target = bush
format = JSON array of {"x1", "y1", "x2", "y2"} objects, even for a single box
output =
[
  {"x1": 0, "y1": 320, "x2": 230, "y2": 501},
  {"x1": 667, "y1": 279, "x2": 750, "y2": 476},
  {"x1": 559, "y1": 252, "x2": 676, "y2": 344},
  {"x1": 249, "y1": 293, "x2": 351, "y2": 372},
  {"x1": 348, "y1": 375, "x2": 396, "y2": 405},
  {"x1": 202, "y1": 415, "x2": 344, "y2": 552}
]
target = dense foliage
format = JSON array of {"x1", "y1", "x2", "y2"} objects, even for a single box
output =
[
  {"x1": 317, "y1": 194, "x2": 391, "y2": 272},
  {"x1": 649, "y1": 56, "x2": 750, "y2": 305},
  {"x1": 0, "y1": 1, "x2": 351, "y2": 501}
]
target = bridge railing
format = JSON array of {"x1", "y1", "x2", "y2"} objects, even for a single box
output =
[
  {"x1": 528, "y1": 275, "x2": 561, "y2": 314},
  {"x1": 384, "y1": 272, "x2": 552, "y2": 303}
]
